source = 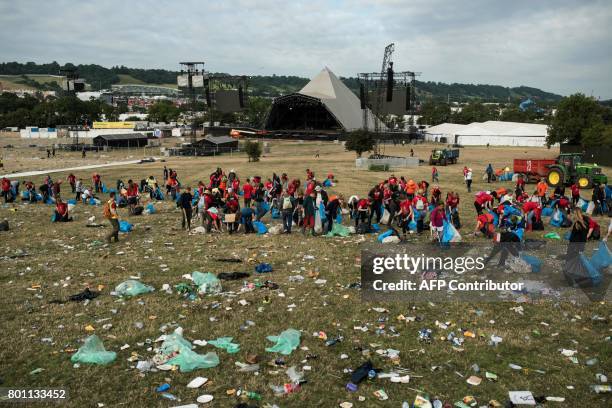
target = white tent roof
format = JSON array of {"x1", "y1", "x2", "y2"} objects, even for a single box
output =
[
  {"x1": 455, "y1": 121, "x2": 547, "y2": 137},
  {"x1": 298, "y1": 67, "x2": 384, "y2": 132},
  {"x1": 424, "y1": 123, "x2": 468, "y2": 135}
]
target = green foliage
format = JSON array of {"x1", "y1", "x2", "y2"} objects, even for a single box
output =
[
  {"x1": 452, "y1": 102, "x2": 499, "y2": 124},
  {"x1": 243, "y1": 140, "x2": 262, "y2": 162},
  {"x1": 417, "y1": 100, "x2": 451, "y2": 125},
  {"x1": 547, "y1": 93, "x2": 611, "y2": 148},
  {"x1": 345, "y1": 129, "x2": 375, "y2": 157},
  {"x1": 244, "y1": 96, "x2": 272, "y2": 127},
  {"x1": 147, "y1": 100, "x2": 180, "y2": 123},
  {"x1": 0, "y1": 93, "x2": 108, "y2": 128}
]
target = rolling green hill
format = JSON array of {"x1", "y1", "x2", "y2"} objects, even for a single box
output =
[{"x1": 0, "y1": 61, "x2": 563, "y2": 102}]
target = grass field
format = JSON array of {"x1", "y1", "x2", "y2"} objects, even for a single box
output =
[{"x1": 0, "y1": 137, "x2": 610, "y2": 407}]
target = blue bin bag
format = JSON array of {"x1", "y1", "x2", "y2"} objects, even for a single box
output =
[
  {"x1": 253, "y1": 221, "x2": 268, "y2": 235},
  {"x1": 520, "y1": 253, "x2": 543, "y2": 273},
  {"x1": 146, "y1": 203, "x2": 156, "y2": 214},
  {"x1": 590, "y1": 241, "x2": 611, "y2": 271},
  {"x1": 377, "y1": 229, "x2": 394, "y2": 242},
  {"x1": 119, "y1": 220, "x2": 133, "y2": 232},
  {"x1": 371, "y1": 223, "x2": 380, "y2": 232},
  {"x1": 271, "y1": 207, "x2": 281, "y2": 219}
]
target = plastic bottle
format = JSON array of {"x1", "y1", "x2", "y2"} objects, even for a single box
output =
[{"x1": 246, "y1": 391, "x2": 262, "y2": 400}]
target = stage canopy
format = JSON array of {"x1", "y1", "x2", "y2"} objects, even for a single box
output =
[{"x1": 264, "y1": 67, "x2": 383, "y2": 132}]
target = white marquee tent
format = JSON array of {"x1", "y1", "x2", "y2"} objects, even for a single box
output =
[{"x1": 424, "y1": 121, "x2": 550, "y2": 147}]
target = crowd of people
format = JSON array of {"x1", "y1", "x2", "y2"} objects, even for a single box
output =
[{"x1": 2, "y1": 164, "x2": 611, "y2": 249}]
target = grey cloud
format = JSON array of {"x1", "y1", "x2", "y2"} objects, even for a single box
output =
[{"x1": 0, "y1": 0, "x2": 610, "y2": 98}]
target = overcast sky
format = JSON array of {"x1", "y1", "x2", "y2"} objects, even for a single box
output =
[{"x1": 1, "y1": 0, "x2": 611, "y2": 98}]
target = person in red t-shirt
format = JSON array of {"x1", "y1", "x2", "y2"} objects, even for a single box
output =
[
  {"x1": 570, "y1": 183, "x2": 580, "y2": 207},
  {"x1": 475, "y1": 212, "x2": 495, "y2": 238},
  {"x1": 242, "y1": 178, "x2": 253, "y2": 208},
  {"x1": 587, "y1": 217, "x2": 600, "y2": 240},
  {"x1": 67, "y1": 173, "x2": 76, "y2": 193},
  {"x1": 474, "y1": 192, "x2": 493, "y2": 214},
  {"x1": 522, "y1": 200, "x2": 541, "y2": 230},
  {"x1": 54, "y1": 198, "x2": 71, "y2": 222},
  {"x1": 355, "y1": 198, "x2": 370, "y2": 228}
]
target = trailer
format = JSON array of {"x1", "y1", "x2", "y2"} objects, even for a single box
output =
[{"x1": 513, "y1": 158, "x2": 556, "y2": 183}]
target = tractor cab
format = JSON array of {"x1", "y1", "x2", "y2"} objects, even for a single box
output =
[{"x1": 556, "y1": 153, "x2": 582, "y2": 171}]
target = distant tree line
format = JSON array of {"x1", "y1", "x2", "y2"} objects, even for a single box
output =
[{"x1": 1, "y1": 62, "x2": 565, "y2": 101}]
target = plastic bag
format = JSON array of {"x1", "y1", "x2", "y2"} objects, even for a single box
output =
[
  {"x1": 541, "y1": 207, "x2": 553, "y2": 217},
  {"x1": 377, "y1": 229, "x2": 394, "y2": 242},
  {"x1": 161, "y1": 330, "x2": 219, "y2": 372},
  {"x1": 207, "y1": 337, "x2": 240, "y2": 354},
  {"x1": 325, "y1": 223, "x2": 351, "y2": 237},
  {"x1": 544, "y1": 232, "x2": 561, "y2": 240},
  {"x1": 380, "y1": 209, "x2": 391, "y2": 225},
  {"x1": 382, "y1": 235, "x2": 400, "y2": 244},
  {"x1": 520, "y1": 253, "x2": 543, "y2": 273},
  {"x1": 564, "y1": 254, "x2": 602, "y2": 287},
  {"x1": 271, "y1": 207, "x2": 281, "y2": 219},
  {"x1": 71, "y1": 335, "x2": 116, "y2": 365},
  {"x1": 114, "y1": 280, "x2": 154, "y2": 297},
  {"x1": 442, "y1": 220, "x2": 462, "y2": 243},
  {"x1": 255, "y1": 263, "x2": 273, "y2": 273},
  {"x1": 371, "y1": 223, "x2": 380, "y2": 232},
  {"x1": 265, "y1": 328, "x2": 301, "y2": 355},
  {"x1": 253, "y1": 221, "x2": 268, "y2": 234},
  {"x1": 192, "y1": 271, "x2": 222, "y2": 294},
  {"x1": 119, "y1": 220, "x2": 133, "y2": 232},
  {"x1": 408, "y1": 220, "x2": 417, "y2": 231},
  {"x1": 145, "y1": 203, "x2": 156, "y2": 214},
  {"x1": 590, "y1": 241, "x2": 611, "y2": 271}
]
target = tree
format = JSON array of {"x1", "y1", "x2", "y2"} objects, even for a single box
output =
[
  {"x1": 452, "y1": 102, "x2": 498, "y2": 124},
  {"x1": 345, "y1": 129, "x2": 376, "y2": 157},
  {"x1": 547, "y1": 93, "x2": 610, "y2": 147},
  {"x1": 417, "y1": 100, "x2": 450, "y2": 125},
  {"x1": 148, "y1": 100, "x2": 180, "y2": 123},
  {"x1": 245, "y1": 96, "x2": 271, "y2": 127},
  {"x1": 243, "y1": 140, "x2": 262, "y2": 162}
]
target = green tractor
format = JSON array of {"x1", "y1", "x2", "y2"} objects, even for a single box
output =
[{"x1": 546, "y1": 153, "x2": 608, "y2": 189}]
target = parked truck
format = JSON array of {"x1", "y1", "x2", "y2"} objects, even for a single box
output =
[
  {"x1": 513, "y1": 153, "x2": 607, "y2": 188},
  {"x1": 429, "y1": 148, "x2": 459, "y2": 166}
]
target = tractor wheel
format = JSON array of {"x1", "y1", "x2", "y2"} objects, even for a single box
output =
[
  {"x1": 577, "y1": 176, "x2": 592, "y2": 189},
  {"x1": 547, "y1": 169, "x2": 563, "y2": 187},
  {"x1": 429, "y1": 159, "x2": 433, "y2": 165}
]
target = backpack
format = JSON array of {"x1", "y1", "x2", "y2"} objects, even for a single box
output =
[
  {"x1": 282, "y1": 196, "x2": 292, "y2": 210},
  {"x1": 102, "y1": 200, "x2": 112, "y2": 219},
  {"x1": 415, "y1": 199, "x2": 424, "y2": 210}
]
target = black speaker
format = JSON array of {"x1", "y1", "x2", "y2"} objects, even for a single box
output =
[
  {"x1": 386, "y1": 67, "x2": 394, "y2": 102},
  {"x1": 405, "y1": 86, "x2": 411, "y2": 112},
  {"x1": 238, "y1": 85, "x2": 244, "y2": 108},
  {"x1": 359, "y1": 84, "x2": 366, "y2": 109},
  {"x1": 205, "y1": 87, "x2": 211, "y2": 106}
]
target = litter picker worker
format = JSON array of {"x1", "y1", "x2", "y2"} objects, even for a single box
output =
[
  {"x1": 536, "y1": 178, "x2": 548, "y2": 206},
  {"x1": 53, "y1": 198, "x2": 71, "y2": 222},
  {"x1": 475, "y1": 211, "x2": 495, "y2": 238},
  {"x1": 465, "y1": 168, "x2": 473, "y2": 192},
  {"x1": 485, "y1": 164, "x2": 494, "y2": 183},
  {"x1": 281, "y1": 190, "x2": 296, "y2": 234},
  {"x1": 67, "y1": 173, "x2": 76, "y2": 193},
  {"x1": 104, "y1": 192, "x2": 120, "y2": 243},
  {"x1": 178, "y1": 187, "x2": 194, "y2": 231},
  {"x1": 302, "y1": 190, "x2": 316, "y2": 236},
  {"x1": 126, "y1": 179, "x2": 140, "y2": 214}
]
